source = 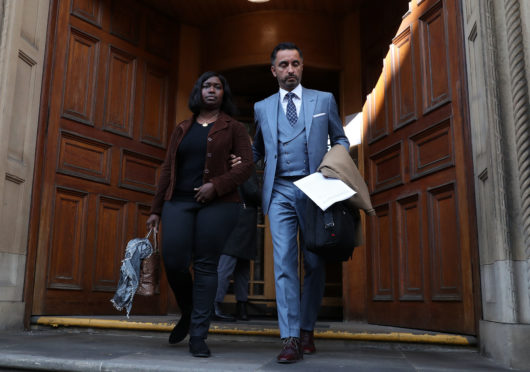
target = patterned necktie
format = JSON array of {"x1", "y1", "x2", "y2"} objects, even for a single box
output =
[{"x1": 285, "y1": 92, "x2": 298, "y2": 126}]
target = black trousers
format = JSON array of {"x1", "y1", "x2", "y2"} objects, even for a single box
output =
[{"x1": 161, "y1": 196, "x2": 239, "y2": 338}]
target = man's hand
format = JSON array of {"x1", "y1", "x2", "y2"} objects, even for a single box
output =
[
  {"x1": 229, "y1": 154, "x2": 242, "y2": 168},
  {"x1": 146, "y1": 214, "x2": 160, "y2": 233},
  {"x1": 194, "y1": 182, "x2": 216, "y2": 203}
]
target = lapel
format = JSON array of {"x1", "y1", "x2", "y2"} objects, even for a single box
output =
[
  {"x1": 264, "y1": 93, "x2": 279, "y2": 146},
  {"x1": 302, "y1": 88, "x2": 317, "y2": 140},
  {"x1": 208, "y1": 111, "x2": 230, "y2": 137},
  {"x1": 175, "y1": 118, "x2": 193, "y2": 143}
]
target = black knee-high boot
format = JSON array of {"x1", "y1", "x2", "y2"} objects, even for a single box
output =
[
  {"x1": 167, "y1": 271, "x2": 193, "y2": 344},
  {"x1": 188, "y1": 266, "x2": 218, "y2": 338}
]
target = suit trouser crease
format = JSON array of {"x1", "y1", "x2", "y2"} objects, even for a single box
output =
[
  {"x1": 268, "y1": 178, "x2": 326, "y2": 338},
  {"x1": 216, "y1": 255, "x2": 250, "y2": 303},
  {"x1": 161, "y1": 198, "x2": 239, "y2": 338}
]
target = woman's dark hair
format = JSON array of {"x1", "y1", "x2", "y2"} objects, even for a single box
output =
[{"x1": 188, "y1": 71, "x2": 237, "y2": 116}]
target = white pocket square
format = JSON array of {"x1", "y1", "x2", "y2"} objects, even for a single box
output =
[{"x1": 313, "y1": 113, "x2": 326, "y2": 118}]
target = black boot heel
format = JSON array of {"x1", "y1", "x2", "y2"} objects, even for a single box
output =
[
  {"x1": 213, "y1": 302, "x2": 235, "y2": 322},
  {"x1": 237, "y1": 301, "x2": 249, "y2": 321},
  {"x1": 169, "y1": 311, "x2": 191, "y2": 344}
]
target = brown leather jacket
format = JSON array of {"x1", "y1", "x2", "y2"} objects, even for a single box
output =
[{"x1": 149, "y1": 112, "x2": 253, "y2": 215}]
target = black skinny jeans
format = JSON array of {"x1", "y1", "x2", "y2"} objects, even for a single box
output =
[{"x1": 161, "y1": 196, "x2": 239, "y2": 338}]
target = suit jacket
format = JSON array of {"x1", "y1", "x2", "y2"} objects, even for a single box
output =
[
  {"x1": 252, "y1": 87, "x2": 350, "y2": 214},
  {"x1": 150, "y1": 112, "x2": 253, "y2": 215}
]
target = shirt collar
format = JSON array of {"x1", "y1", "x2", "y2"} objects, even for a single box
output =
[{"x1": 279, "y1": 84, "x2": 303, "y2": 102}]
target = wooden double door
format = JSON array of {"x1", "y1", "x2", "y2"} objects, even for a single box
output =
[
  {"x1": 32, "y1": 0, "x2": 176, "y2": 315},
  {"x1": 31, "y1": 0, "x2": 478, "y2": 334},
  {"x1": 363, "y1": 0, "x2": 478, "y2": 334}
]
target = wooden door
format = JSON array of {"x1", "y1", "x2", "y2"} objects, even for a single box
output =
[
  {"x1": 32, "y1": 0, "x2": 176, "y2": 315},
  {"x1": 363, "y1": 0, "x2": 477, "y2": 334}
]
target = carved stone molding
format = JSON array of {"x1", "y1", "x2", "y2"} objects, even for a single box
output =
[
  {"x1": 484, "y1": 0, "x2": 520, "y2": 322},
  {"x1": 504, "y1": 0, "x2": 530, "y2": 250},
  {"x1": 484, "y1": 0, "x2": 510, "y2": 252},
  {"x1": 504, "y1": 0, "x2": 530, "y2": 304}
]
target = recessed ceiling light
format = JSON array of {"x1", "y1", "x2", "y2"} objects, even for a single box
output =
[{"x1": 248, "y1": 0, "x2": 270, "y2": 3}]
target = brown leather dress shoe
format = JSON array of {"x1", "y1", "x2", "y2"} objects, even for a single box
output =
[
  {"x1": 300, "y1": 329, "x2": 316, "y2": 354},
  {"x1": 276, "y1": 337, "x2": 303, "y2": 363}
]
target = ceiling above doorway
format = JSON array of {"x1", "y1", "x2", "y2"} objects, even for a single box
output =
[{"x1": 145, "y1": 0, "x2": 363, "y2": 26}]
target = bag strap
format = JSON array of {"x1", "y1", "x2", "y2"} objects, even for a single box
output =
[{"x1": 145, "y1": 228, "x2": 159, "y2": 253}]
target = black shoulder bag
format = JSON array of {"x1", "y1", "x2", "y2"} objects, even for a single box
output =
[{"x1": 303, "y1": 199, "x2": 360, "y2": 261}]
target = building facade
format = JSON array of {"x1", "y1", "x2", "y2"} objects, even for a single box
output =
[
  {"x1": 0, "y1": 0, "x2": 50, "y2": 329},
  {"x1": 461, "y1": 0, "x2": 530, "y2": 367},
  {"x1": 0, "y1": 0, "x2": 529, "y2": 368}
]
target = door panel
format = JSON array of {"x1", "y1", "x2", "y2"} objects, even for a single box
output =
[
  {"x1": 396, "y1": 194, "x2": 423, "y2": 301},
  {"x1": 62, "y1": 28, "x2": 99, "y2": 126},
  {"x1": 32, "y1": 0, "x2": 176, "y2": 315},
  {"x1": 420, "y1": 2, "x2": 451, "y2": 112},
  {"x1": 47, "y1": 187, "x2": 87, "y2": 291},
  {"x1": 71, "y1": 0, "x2": 102, "y2": 27},
  {"x1": 392, "y1": 26, "x2": 417, "y2": 128},
  {"x1": 139, "y1": 65, "x2": 169, "y2": 148},
  {"x1": 102, "y1": 46, "x2": 136, "y2": 137},
  {"x1": 363, "y1": 0, "x2": 476, "y2": 334}
]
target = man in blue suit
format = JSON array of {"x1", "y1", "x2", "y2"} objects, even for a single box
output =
[{"x1": 252, "y1": 42, "x2": 349, "y2": 363}]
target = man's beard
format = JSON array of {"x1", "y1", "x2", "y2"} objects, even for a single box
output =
[{"x1": 283, "y1": 76, "x2": 299, "y2": 89}]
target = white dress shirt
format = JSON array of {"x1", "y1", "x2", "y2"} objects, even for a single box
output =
[{"x1": 279, "y1": 84, "x2": 303, "y2": 117}]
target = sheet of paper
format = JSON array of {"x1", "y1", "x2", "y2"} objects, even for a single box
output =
[{"x1": 293, "y1": 172, "x2": 356, "y2": 211}]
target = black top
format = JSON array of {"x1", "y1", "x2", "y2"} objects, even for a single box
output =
[{"x1": 173, "y1": 121, "x2": 214, "y2": 196}]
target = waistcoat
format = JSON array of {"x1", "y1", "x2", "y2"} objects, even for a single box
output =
[{"x1": 276, "y1": 100, "x2": 309, "y2": 177}]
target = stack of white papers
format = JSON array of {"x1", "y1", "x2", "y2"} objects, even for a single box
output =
[{"x1": 293, "y1": 172, "x2": 356, "y2": 211}]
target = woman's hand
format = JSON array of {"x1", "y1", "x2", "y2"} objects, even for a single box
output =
[
  {"x1": 194, "y1": 182, "x2": 217, "y2": 204},
  {"x1": 146, "y1": 214, "x2": 160, "y2": 233},
  {"x1": 229, "y1": 154, "x2": 242, "y2": 168}
]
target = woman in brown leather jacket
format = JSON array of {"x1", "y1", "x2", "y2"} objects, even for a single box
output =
[{"x1": 146, "y1": 71, "x2": 253, "y2": 357}]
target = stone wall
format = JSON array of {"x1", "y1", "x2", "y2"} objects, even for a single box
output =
[
  {"x1": 0, "y1": 0, "x2": 50, "y2": 330},
  {"x1": 462, "y1": 0, "x2": 530, "y2": 368}
]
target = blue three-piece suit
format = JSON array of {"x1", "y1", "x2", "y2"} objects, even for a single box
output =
[{"x1": 252, "y1": 86, "x2": 349, "y2": 338}]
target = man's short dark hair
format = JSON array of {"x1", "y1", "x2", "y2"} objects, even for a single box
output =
[
  {"x1": 270, "y1": 42, "x2": 303, "y2": 65},
  {"x1": 188, "y1": 71, "x2": 237, "y2": 116}
]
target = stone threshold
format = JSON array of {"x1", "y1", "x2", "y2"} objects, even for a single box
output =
[{"x1": 31, "y1": 315, "x2": 477, "y2": 346}]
